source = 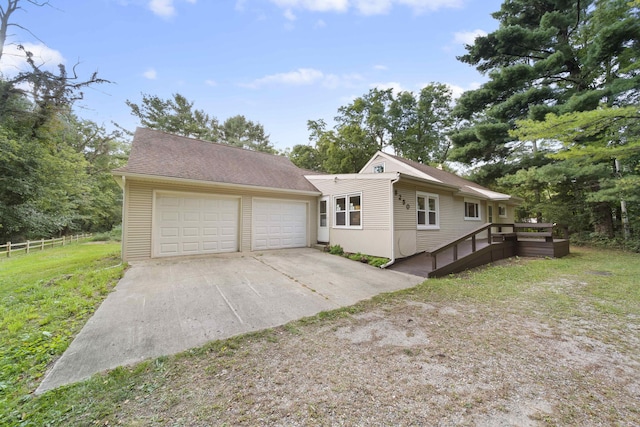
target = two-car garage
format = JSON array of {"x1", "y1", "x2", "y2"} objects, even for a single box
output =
[{"x1": 153, "y1": 192, "x2": 309, "y2": 258}]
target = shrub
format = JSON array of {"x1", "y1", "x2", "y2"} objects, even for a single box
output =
[{"x1": 329, "y1": 244, "x2": 344, "y2": 255}]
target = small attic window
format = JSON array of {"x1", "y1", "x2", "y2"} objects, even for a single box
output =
[{"x1": 372, "y1": 163, "x2": 385, "y2": 173}]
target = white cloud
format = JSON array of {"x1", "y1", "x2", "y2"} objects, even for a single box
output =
[
  {"x1": 442, "y1": 81, "x2": 481, "y2": 99},
  {"x1": 149, "y1": 0, "x2": 175, "y2": 17},
  {"x1": 0, "y1": 43, "x2": 64, "y2": 74},
  {"x1": 205, "y1": 79, "x2": 217, "y2": 86},
  {"x1": 396, "y1": 0, "x2": 463, "y2": 14},
  {"x1": 148, "y1": 0, "x2": 196, "y2": 17},
  {"x1": 268, "y1": 0, "x2": 462, "y2": 15},
  {"x1": 370, "y1": 81, "x2": 405, "y2": 95},
  {"x1": 244, "y1": 68, "x2": 324, "y2": 88},
  {"x1": 323, "y1": 72, "x2": 362, "y2": 89},
  {"x1": 354, "y1": 0, "x2": 392, "y2": 15},
  {"x1": 143, "y1": 68, "x2": 157, "y2": 79},
  {"x1": 270, "y1": 0, "x2": 349, "y2": 13},
  {"x1": 242, "y1": 68, "x2": 362, "y2": 89},
  {"x1": 284, "y1": 8, "x2": 297, "y2": 20},
  {"x1": 373, "y1": 64, "x2": 388, "y2": 70},
  {"x1": 452, "y1": 29, "x2": 487, "y2": 45},
  {"x1": 314, "y1": 19, "x2": 326, "y2": 28}
]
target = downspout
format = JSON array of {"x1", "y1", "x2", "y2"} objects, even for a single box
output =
[
  {"x1": 120, "y1": 176, "x2": 126, "y2": 261},
  {"x1": 381, "y1": 172, "x2": 400, "y2": 268}
]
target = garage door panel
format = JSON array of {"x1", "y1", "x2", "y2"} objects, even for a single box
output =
[
  {"x1": 154, "y1": 194, "x2": 238, "y2": 257},
  {"x1": 160, "y1": 243, "x2": 179, "y2": 254},
  {"x1": 253, "y1": 200, "x2": 307, "y2": 250},
  {"x1": 203, "y1": 227, "x2": 218, "y2": 236},
  {"x1": 160, "y1": 227, "x2": 179, "y2": 237}
]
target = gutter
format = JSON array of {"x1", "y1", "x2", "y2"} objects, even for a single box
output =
[
  {"x1": 111, "y1": 171, "x2": 322, "y2": 197},
  {"x1": 381, "y1": 172, "x2": 401, "y2": 269}
]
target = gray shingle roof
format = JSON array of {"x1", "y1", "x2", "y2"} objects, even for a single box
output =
[
  {"x1": 113, "y1": 128, "x2": 320, "y2": 193},
  {"x1": 387, "y1": 154, "x2": 512, "y2": 200}
]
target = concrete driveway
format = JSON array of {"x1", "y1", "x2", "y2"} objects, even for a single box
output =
[{"x1": 37, "y1": 248, "x2": 423, "y2": 393}]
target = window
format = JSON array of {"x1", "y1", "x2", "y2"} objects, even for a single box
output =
[
  {"x1": 417, "y1": 192, "x2": 439, "y2": 229},
  {"x1": 464, "y1": 200, "x2": 481, "y2": 220},
  {"x1": 488, "y1": 205, "x2": 494, "y2": 223},
  {"x1": 498, "y1": 204, "x2": 507, "y2": 218},
  {"x1": 335, "y1": 193, "x2": 361, "y2": 228},
  {"x1": 372, "y1": 163, "x2": 385, "y2": 173}
]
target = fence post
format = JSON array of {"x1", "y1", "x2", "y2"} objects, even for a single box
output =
[
  {"x1": 63, "y1": 235, "x2": 66, "y2": 246},
  {"x1": 41, "y1": 239, "x2": 44, "y2": 250},
  {"x1": 26, "y1": 240, "x2": 30, "y2": 254},
  {"x1": 7, "y1": 242, "x2": 10, "y2": 258}
]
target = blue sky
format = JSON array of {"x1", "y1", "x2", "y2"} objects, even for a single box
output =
[{"x1": 1, "y1": 0, "x2": 504, "y2": 150}]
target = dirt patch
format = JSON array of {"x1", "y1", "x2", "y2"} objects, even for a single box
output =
[{"x1": 110, "y1": 293, "x2": 640, "y2": 426}]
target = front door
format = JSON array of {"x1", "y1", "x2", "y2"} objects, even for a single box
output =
[{"x1": 317, "y1": 196, "x2": 329, "y2": 243}]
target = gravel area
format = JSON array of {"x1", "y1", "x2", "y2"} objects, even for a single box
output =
[{"x1": 110, "y1": 273, "x2": 640, "y2": 426}]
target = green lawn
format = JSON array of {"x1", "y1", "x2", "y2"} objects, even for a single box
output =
[
  {"x1": 0, "y1": 242, "x2": 125, "y2": 424},
  {"x1": 2, "y1": 245, "x2": 639, "y2": 426}
]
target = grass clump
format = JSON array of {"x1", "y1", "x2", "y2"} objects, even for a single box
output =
[
  {"x1": 0, "y1": 242, "x2": 125, "y2": 426},
  {"x1": 89, "y1": 225, "x2": 122, "y2": 242}
]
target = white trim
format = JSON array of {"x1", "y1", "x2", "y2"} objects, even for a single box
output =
[
  {"x1": 305, "y1": 172, "x2": 398, "y2": 181},
  {"x1": 382, "y1": 175, "x2": 401, "y2": 268},
  {"x1": 333, "y1": 192, "x2": 363, "y2": 230},
  {"x1": 360, "y1": 151, "x2": 443, "y2": 183},
  {"x1": 464, "y1": 198, "x2": 482, "y2": 221},
  {"x1": 114, "y1": 171, "x2": 321, "y2": 196},
  {"x1": 465, "y1": 185, "x2": 511, "y2": 201},
  {"x1": 498, "y1": 203, "x2": 507, "y2": 218},
  {"x1": 372, "y1": 162, "x2": 385, "y2": 173},
  {"x1": 416, "y1": 191, "x2": 440, "y2": 230},
  {"x1": 317, "y1": 196, "x2": 330, "y2": 243}
]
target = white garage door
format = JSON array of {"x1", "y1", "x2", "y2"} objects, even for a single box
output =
[
  {"x1": 154, "y1": 193, "x2": 239, "y2": 257},
  {"x1": 253, "y1": 199, "x2": 307, "y2": 250}
]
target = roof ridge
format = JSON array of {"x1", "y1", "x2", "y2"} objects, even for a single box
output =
[{"x1": 136, "y1": 127, "x2": 287, "y2": 161}]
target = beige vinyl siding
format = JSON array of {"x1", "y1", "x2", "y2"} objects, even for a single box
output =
[
  {"x1": 122, "y1": 180, "x2": 154, "y2": 261},
  {"x1": 307, "y1": 177, "x2": 391, "y2": 230},
  {"x1": 331, "y1": 229, "x2": 392, "y2": 258},
  {"x1": 307, "y1": 176, "x2": 392, "y2": 258},
  {"x1": 123, "y1": 178, "x2": 317, "y2": 261},
  {"x1": 393, "y1": 181, "x2": 491, "y2": 254}
]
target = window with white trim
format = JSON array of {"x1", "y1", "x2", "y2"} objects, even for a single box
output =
[
  {"x1": 335, "y1": 193, "x2": 362, "y2": 228},
  {"x1": 372, "y1": 162, "x2": 385, "y2": 173},
  {"x1": 464, "y1": 200, "x2": 481, "y2": 221},
  {"x1": 417, "y1": 192, "x2": 439, "y2": 229},
  {"x1": 498, "y1": 203, "x2": 507, "y2": 218}
]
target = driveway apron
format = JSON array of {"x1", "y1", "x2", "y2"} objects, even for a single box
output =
[{"x1": 36, "y1": 248, "x2": 423, "y2": 393}]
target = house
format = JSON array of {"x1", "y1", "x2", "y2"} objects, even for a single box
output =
[{"x1": 113, "y1": 128, "x2": 520, "y2": 265}]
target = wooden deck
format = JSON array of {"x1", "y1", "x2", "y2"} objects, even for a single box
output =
[{"x1": 388, "y1": 223, "x2": 570, "y2": 278}]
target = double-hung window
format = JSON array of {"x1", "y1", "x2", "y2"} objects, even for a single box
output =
[
  {"x1": 417, "y1": 192, "x2": 439, "y2": 229},
  {"x1": 335, "y1": 193, "x2": 362, "y2": 228},
  {"x1": 498, "y1": 203, "x2": 507, "y2": 218},
  {"x1": 464, "y1": 199, "x2": 481, "y2": 221}
]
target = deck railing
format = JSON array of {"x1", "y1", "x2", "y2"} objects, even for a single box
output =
[
  {"x1": 428, "y1": 222, "x2": 569, "y2": 274},
  {"x1": 428, "y1": 223, "x2": 501, "y2": 271}
]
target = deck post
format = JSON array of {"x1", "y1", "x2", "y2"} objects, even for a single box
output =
[
  {"x1": 471, "y1": 235, "x2": 476, "y2": 252},
  {"x1": 453, "y1": 245, "x2": 458, "y2": 261},
  {"x1": 432, "y1": 254, "x2": 437, "y2": 271}
]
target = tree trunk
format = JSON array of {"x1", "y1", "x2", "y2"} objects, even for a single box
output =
[{"x1": 592, "y1": 202, "x2": 614, "y2": 237}]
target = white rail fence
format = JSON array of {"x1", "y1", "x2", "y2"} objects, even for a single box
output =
[{"x1": 1, "y1": 233, "x2": 92, "y2": 258}]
